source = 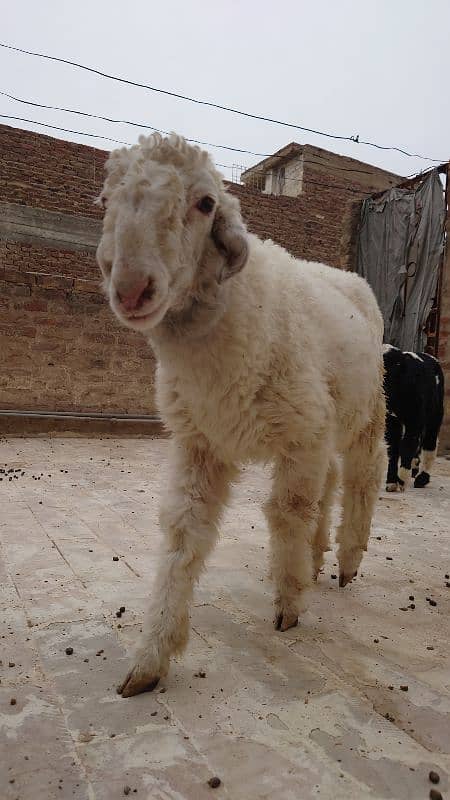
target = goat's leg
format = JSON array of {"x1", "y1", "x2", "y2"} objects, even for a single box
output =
[
  {"x1": 398, "y1": 419, "x2": 423, "y2": 490},
  {"x1": 411, "y1": 452, "x2": 421, "y2": 479},
  {"x1": 415, "y1": 364, "x2": 445, "y2": 487},
  {"x1": 119, "y1": 441, "x2": 236, "y2": 697},
  {"x1": 414, "y1": 420, "x2": 442, "y2": 488},
  {"x1": 313, "y1": 457, "x2": 339, "y2": 580},
  {"x1": 337, "y1": 396, "x2": 386, "y2": 586},
  {"x1": 385, "y1": 413, "x2": 402, "y2": 491},
  {"x1": 265, "y1": 449, "x2": 328, "y2": 632}
]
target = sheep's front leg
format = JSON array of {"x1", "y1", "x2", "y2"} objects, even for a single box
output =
[
  {"x1": 264, "y1": 453, "x2": 326, "y2": 632},
  {"x1": 119, "y1": 441, "x2": 235, "y2": 698}
]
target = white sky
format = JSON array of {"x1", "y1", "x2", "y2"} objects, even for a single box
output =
[{"x1": 1, "y1": 0, "x2": 449, "y2": 181}]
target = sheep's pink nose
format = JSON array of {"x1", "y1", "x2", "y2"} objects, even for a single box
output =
[{"x1": 116, "y1": 279, "x2": 154, "y2": 312}]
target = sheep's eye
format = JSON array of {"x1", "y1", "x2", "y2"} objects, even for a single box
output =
[{"x1": 196, "y1": 196, "x2": 215, "y2": 215}]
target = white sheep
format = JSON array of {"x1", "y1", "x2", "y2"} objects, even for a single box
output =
[{"x1": 96, "y1": 133, "x2": 386, "y2": 697}]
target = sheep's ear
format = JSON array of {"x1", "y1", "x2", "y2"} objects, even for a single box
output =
[{"x1": 212, "y1": 194, "x2": 249, "y2": 282}]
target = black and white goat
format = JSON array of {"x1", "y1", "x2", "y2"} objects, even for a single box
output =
[{"x1": 383, "y1": 345, "x2": 444, "y2": 491}]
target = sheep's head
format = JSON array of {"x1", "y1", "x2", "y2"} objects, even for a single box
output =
[{"x1": 96, "y1": 133, "x2": 249, "y2": 332}]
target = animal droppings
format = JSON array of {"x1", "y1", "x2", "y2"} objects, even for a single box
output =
[
  {"x1": 65, "y1": 647, "x2": 74, "y2": 656},
  {"x1": 429, "y1": 771, "x2": 440, "y2": 785},
  {"x1": 208, "y1": 777, "x2": 221, "y2": 788}
]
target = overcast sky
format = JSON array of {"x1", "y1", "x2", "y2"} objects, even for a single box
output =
[{"x1": 1, "y1": 0, "x2": 449, "y2": 182}]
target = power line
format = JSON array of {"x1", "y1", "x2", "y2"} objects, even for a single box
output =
[
  {"x1": 0, "y1": 113, "x2": 131, "y2": 146},
  {"x1": 2, "y1": 106, "x2": 434, "y2": 195},
  {"x1": 0, "y1": 89, "x2": 411, "y2": 181},
  {"x1": 0, "y1": 115, "x2": 381, "y2": 196},
  {"x1": 0, "y1": 103, "x2": 419, "y2": 194},
  {"x1": 0, "y1": 114, "x2": 235, "y2": 171},
  {"x1": 0, "y1": 40, "x2": 446, "y2": 163},
  {"x1": 0, "y1": 90, "x2": 269, "y2": 158}
]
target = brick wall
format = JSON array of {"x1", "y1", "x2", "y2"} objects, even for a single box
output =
[
  {"x1": 231, "y1": 171, "x2": 386, "y2": 271},
  {"x1": 0, "y1": 125, "x2": 105, "y2": 218},
  {"x1": 0, "y1": 124, "x2": 400, "y2": 420},
  {"x1": 0, "y1": 123, "x2": 383, "y2": 270},
  {"x1": 0, "y1": 267, "x2": 156, "y2": 415},
  {"x1": 0, "y1": 240, "x2": 97, "y2": 280}
]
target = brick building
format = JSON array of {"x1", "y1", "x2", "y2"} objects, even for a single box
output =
[
  {"x1": 241, "y1": 141, "x2": 400, "y2": 199},
  {"x1": 0, "y1": 124, "x2": 448, "y2": 448}
]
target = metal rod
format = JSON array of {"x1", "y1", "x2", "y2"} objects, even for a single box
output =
[
  {"x1": 0, "y1": 410, "x2": 161, "y2": 422},
  {"x1": 434, "y1": 164, "x2": 449, "y2": 357}
]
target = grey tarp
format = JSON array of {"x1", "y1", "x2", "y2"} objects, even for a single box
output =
[{"x1": 357, "y1": 170, "x2": 445, "y2": 352}]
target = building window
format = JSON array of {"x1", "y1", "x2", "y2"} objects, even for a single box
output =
[{"x1": 255, "y1": 171, "x2": 266, "y2": 192}]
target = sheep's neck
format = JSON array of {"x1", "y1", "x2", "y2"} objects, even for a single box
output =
[
  {"x1": 152, "y1": 246, "x2": 229, "y2": 343},
  {"x1": 151, "y1": 281, "x2": 228, "y2": 345}
]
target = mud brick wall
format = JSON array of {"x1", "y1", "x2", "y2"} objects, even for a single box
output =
[
  {"x1": 0, "y1": 123, "x2": 374, "y2": 271},
  {"x1": 0, "y1": 240, "x2": 97, "y2": 280},
  {"x1": 0, "y1": 124, "x2": 404, "y2": 420},
  {"x1": 0, "y1": 269, "x2": 156, "y2": 415},
  {"x1": 0, "y1": 125, "x2": 105, "y2": 218}
]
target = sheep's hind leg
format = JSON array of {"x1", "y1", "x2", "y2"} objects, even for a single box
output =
[
  {"x1": 313, "y1": 457, "x2": 339, "y2": 580},
  {"x1": 118, "y1": 441, "x2": 236, "y2": 697},
  {"x1": 337, "y1": 398, "x2": 386, "y2": 587},
  {"x1": 265, "y1": 450, "x2": 328, "y2": 632}
]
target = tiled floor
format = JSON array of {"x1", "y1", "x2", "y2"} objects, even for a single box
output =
[{"x1": 1, "y1": 436, "x2": 449, "y2": 799}]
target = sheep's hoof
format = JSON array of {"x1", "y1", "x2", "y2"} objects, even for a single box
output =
[
  {"x1": 274, "y1": 611, "x2": 298, "y2": 632},
  {"x1": 117, "y1": 669, "x2": 160, "y2": 698},
  {"x1": 339, "y1": 570, "x2": 357, "y2": 588}
]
